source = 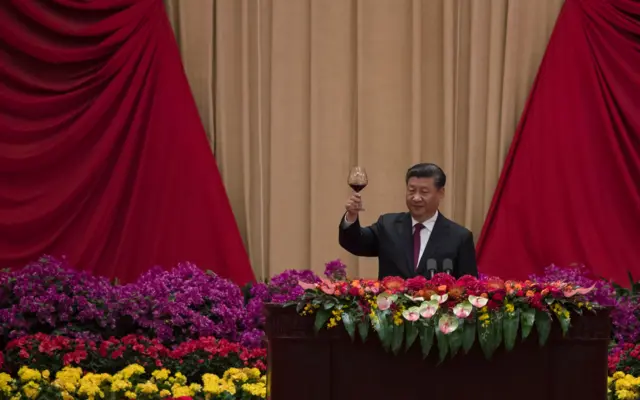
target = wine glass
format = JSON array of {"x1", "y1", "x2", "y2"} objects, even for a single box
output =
[{"x1": 347, "y1": 166, "x2": 368, "y2": 210}]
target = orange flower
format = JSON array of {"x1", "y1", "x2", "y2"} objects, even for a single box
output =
[
  {"x1": 526, "y1": 290, "x2": 535, "y2": 297},
  {"x1": 417, "y1": 289, "x2": 436, "y2": 299},
  {"x1": 485, "y1": 277, "x2": 505, "y2": 292},
  {"x1": 541, "y1": 288, "x2": 549, "y2": 296},
  {"x1": 437, "y1": 285, "x2": 448, "y2": 294},
  {"x1": 382, "y1": 276, "x2": 405, "y2": 293},
  {"x1": 447, "y1": 285, "x2": 465, "y2": 299}
]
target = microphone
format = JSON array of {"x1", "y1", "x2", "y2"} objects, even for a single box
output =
[
  {"x1": 426, "y1": 259, "x2": 437, "y2": 279},
  {"x1": 443, "y1": 259, "x2": 453, "y2": 276}
]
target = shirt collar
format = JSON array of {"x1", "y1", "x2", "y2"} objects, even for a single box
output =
[{"x1": 412, "y1": 211, "x2": 438, "y2": 232}]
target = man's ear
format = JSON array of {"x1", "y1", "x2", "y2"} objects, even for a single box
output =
[{"x1": 439, "y1": 187, "x2": 445, "y2": 199}]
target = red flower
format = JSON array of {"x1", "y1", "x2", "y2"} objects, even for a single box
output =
[
  {"x1": 406, "y1": 276, "x2": 428, "y2": 292},
  {"x1": 430, "y1": 273, "x2": 455, "y2": 288},
  {"x1": 62, "y1": 350, "x2": 87, "y2": 366},
  {"x1": 491, "y1": 292, "x2": 505, "y2": 303}
]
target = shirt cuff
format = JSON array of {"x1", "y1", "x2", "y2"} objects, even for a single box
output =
[{"x1": 341, "y1": 214, "x2": 356, "y2": 229}]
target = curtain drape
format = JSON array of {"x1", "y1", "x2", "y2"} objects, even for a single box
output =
[
  {"x1": 477, "y1": 0, "x2": 640, "y2": 283},
  {"x1": 165, "y1": 0, "x2": 564, "y2": 280},
  {"x1": 0, "y1": 0, "x2": 254, "y2": 285}
]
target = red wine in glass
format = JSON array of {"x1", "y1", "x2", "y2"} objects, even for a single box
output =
[{"x1": 347, "y1": 167, "x2": 368, "y2": 210}]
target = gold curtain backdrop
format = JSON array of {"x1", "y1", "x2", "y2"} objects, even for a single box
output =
[{"x1": 164, "y1": 0, "x2": 563, "y2": 280}]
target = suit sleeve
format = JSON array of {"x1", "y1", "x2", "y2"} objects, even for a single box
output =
[
  {"x1": 338, "y1": 214, "x2": 380, "y2": 257},
  {"x1": 457, "y1": 231, "x2": 478, "y2": 277}
]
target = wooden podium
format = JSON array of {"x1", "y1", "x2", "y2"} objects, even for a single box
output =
[{"x1": 265, "y1": 304, "x2": 610, "y2": 400}]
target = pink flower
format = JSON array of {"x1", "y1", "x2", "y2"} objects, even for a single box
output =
[
  {"x1": 438, "y1": 314, "x2": 459, "y2": 334},
  {"x1": 402, "y1": 307, "x2": 420, "y2": 322},
  {"x1": 377, "y1": 294, "x2": 392, "y2": 311}
]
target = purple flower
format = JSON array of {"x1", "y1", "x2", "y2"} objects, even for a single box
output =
[
  {"x1": 324, "y1": 259, "x2": 347, "y2": 281},
  {"x1": 0, "y1": 255, "x2": 119, "y2": 340},
  {"x1": 119, "y1": 263, "x2": 249, "y2": 344}
]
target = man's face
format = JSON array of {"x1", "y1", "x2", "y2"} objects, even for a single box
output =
[{"x1": 405, "y1": 177, "x2": 443, "y2": 220}]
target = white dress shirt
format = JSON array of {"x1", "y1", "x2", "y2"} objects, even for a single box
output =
[
  {"x1": 342, "y1": 211, "x2": 439, "y2": 268},
  {"x1": 412, "y1": 211, "x2": 438, "y2": 268}
]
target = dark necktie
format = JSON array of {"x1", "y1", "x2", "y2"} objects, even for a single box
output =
[{"x1": 413, "y1": 223, "x2": 424, "y2": 271}]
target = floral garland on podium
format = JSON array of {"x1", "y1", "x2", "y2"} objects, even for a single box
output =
[{"x1": 289, "y1": 264, "x2": 600, "y2": 361}]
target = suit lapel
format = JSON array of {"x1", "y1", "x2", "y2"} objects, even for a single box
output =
[{"x1": 394, "y1": 213, "x2": 414, "y2": 277}]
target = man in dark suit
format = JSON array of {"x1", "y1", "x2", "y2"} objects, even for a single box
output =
[{"x1": 339, "y1": 163, "x2": 477, "y2": 279}]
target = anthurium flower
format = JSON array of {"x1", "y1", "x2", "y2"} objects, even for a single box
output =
[
  {"x1": 438, "y1": 314, "x2": 459, "y2": 334},
  {"x1": 452, "y1": 301, "x2": 473, "y2": 318},
  {"x1": 468, "y1": 295, "x2": 488, "y2": 308},
  {"x1": 419, "y1": 300, "x2": 439, "y2": 318},
  {"x1": 563, "y1": 283, "x2": 596, "y2": 297},
  {"x1": 298, "y1": 281, "x2": 317, "y2": 291},
  {"x1": 319, "y1": 279, "x2": 336, "y2": 295},
  {"x1": 431, "y1": 293, "x2": 448, "y2": 304},
  {"x1": 377, "y1": 294, "x2": 393, "y2": 311},
  {"x1": 404, "y1": 294, "x2": 425, "y2": 302},
  {"x1": 402, "y1": 306, "x2": 421, "y2": 322}
]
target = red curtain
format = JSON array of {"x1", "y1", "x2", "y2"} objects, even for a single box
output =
[
  {"x1": 477, "y1": 0, "x2": 640, "y2": 284},
  {"x1": 0, "y1": 0, "x2": 255, "y2": 285}
]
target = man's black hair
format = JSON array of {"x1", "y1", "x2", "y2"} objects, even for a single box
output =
[{"x1": 405, "y1": 163, "x2": 446, "y2": 189}]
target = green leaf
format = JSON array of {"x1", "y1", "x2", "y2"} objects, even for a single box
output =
[
  {"x1": 392, "y1": 324, "x2": 405, "y2": 355},
  {"x1": 357, "y1": 318, "x2": 369, "y2": 343},
  {"x1": 478, "y1": 316, "x2": 495, "y2": 360},
  {"x1": 448, "y1": 326, "x2": 463, "y2": 357},
  {"x1": 314, "y1": 309, "x2": 331, "y2": 333},
  {"x1": 342, "y1": 313, "x2": 356, "y2": 342},
  {"x1": 462, "y1": 320, "x2": 476, "y2": 353},
  {"x1": 323, "y1": 301, "x2": 335, "y2": 310},
  {"x1": 436, "y1": 330, "x2": 449, "y2": 364},
  {"x1": 295, "y1": 302, "x2": 306, "y2": 313},
  {"x1": 405, "y1": 322, "x2": 419, "y2": 352},
  {"x1": 503, "y1": 314, "x2": 519, "y2": 351},
  {"x1": 419, "y1": 324, "x2": 434, "y2": 359},
  {"x1": 535, "y1": 310, "x2": 552, "y2": 346},
  {"x1": 520, "y1": 308, "x2": 535, "y2": 340},
  {"x1": 557, "y1": 313, "x2": 571, "y2": 337}
]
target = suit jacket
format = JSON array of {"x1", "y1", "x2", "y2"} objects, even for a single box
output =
[{"x1": 338, "y1": 212, "x2": 477, "y2": 279}]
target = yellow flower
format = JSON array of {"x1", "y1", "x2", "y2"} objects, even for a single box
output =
[
  {"x1": 61, "y1": 391, "x2": 74, "y2": 400},
  {"x1": 189, "y1": 383, "x2": 202, "y2": 393},
  {"x1": 125, "y1": 390, "x2": 137, "y2": 399},
  {"x1": 172, "y1": 384, "x2": 193, "y2": 397},
  {"x1": 613, "y1": 372, "x2": 626, "y2": 380},
  {"x1": 120, "y1": 364, "x2": 145, "y2": 380},
  {"x1": 137, "y1": 382, "x2": 159, "y2": 394},
  {"x1": 159, "y1": 389, "x2": 172, "y2": 398},
  {"x1": 327, "y1": 317, "x2": 338, "y2": 328},
  {"x1": 111, "y1": 378, "x2": 132, "y2": 392},
  {"x1": 504, "y1": 303, "x2": 515, "y2": 313},
  {"x1": 174, "y1": 372, "x2": 187, "y2": 386},
  {"x1": 0, "y1": 372, "x2": 15, "y2": 395},
  {"x1": 18, "y1": 367, "x2": 41, "y2": 382},
  {"x1": 478, "y1": 313, "x2": 489, "y2": 321},
  {"x1": 22, "y1": 381, "x2": 41, "y2": 399},
  {"x1": 152, "y1": 369, "x2": 170, "y2": 382},
  {"x1": 242, "y1": 382, "x2": 267, "y2": 398},
  {"x1": 42, "y1": 370, "x2": 50, "y2": 381}
]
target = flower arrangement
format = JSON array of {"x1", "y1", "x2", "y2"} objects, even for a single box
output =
[
  {"x1": 0, "y1": 364, "x2": 266, "y2": 399},
  {"x1": 293, "y1": 272, "x2": 600, "y2": 361},
  {"x1": 1, "y1": 334, "x2": 266, "y2": 384},
  {"x1": 0, "y1": 257, "x2": 268, "y2": 348},
  {"x1": 0, "y1": 256, "x2": 120, "y2": 341},
  {"x1": 608, "y1": 371, "x2": 640, "y2": 400},
  {"x1": 530, "y1": 264, "x2": 640, "y2": 345}
]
